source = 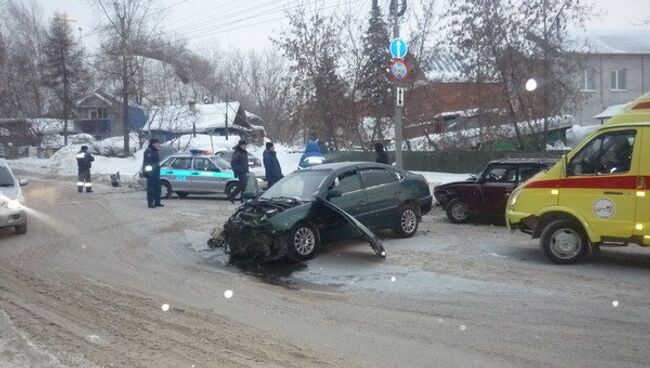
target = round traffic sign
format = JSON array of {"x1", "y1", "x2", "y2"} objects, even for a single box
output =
[
  {"x1": 389, "y1": 38, "x2": 408, "y2": 59},
  {"x1": 390, "y1": 60, "x2": 409, "y2": 81}
]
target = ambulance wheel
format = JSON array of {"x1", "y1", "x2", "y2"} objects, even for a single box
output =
[
  {"x1": 540, "y1": 219, "x2": 589, "y2": 264},
  {"x1": 176, "y1": 192, "x2": 189, "y2": 199},
  {"x1": 161, "y1": 181, "x2": 172, "y2": 199},
  {"x1": 446, "y1": 198, "x2": 471, "y2": 223},
  {"x1": 286, "y1": 223, "x2": 319, "y2": 261}
]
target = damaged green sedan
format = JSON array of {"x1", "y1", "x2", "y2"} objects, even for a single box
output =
[{"x1": 209, "y1": 162, "x2": 433, "y2": 263}]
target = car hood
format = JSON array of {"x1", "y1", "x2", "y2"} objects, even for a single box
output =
[
  {"x1": 435, "y1": 180, "x2": 476, "y2": 191},
  {"x1": 0, "y1": 185, "x2": 19, "y2": 200}
]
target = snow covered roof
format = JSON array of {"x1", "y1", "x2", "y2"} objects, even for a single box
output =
[
  {"x1": 425, "y1": 52, "x2": 465, "y2": 81},
  {"x1": 573, "y1": 30, "x2": 650, "y2": 55},
  {"x1": 593, "y1": 103, "x2": 629, "y2": 120},
  {"x1": 145, "y1": 102, "x2": 246, "y2": 133}
]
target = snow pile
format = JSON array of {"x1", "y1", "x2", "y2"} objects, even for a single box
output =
[
  {"x1": 546, "y1": 140, "x2": 571, "y2": 151},
  {"x1": 146, "y1": 102, "x2": 242, "y2": 133},
  {"x1": 162, "y1": 134, "x2": 246, "y2": 153},
  {"x1": 96, "y1": 134, "x2": 139, "y2": 156},
  {"x1": 565, "y1": 124, "x2": 599, "y2": 147}
]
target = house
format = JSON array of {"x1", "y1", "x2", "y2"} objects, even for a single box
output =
[
  {"x1": 0, "y1": 119, "x2": 39, "y2": 158},
  {"x1": 75, "y1": 91, "x2": 147, "y2": 140},
  {"x1": 144, "y1": 101, "x2": 265, "y2": 144},
  {"x1": 572, "y1": 31, "x2": 650, "y2": 124}
]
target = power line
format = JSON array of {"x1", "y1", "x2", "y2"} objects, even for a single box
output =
[{"x1": 172, "y1": 0, "x2": 361, "y2": 40}]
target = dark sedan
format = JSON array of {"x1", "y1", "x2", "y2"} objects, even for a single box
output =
[
  {"x1": 212, "y1": 162, "x2": 433, "y2": 262},
  {"x1": 434, "y1": 159, "x2": 553, "y2": 223}
]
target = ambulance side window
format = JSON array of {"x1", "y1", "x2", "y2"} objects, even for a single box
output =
[{"x1": 568, "y1": 130, "x2": 636, "y2": 176}]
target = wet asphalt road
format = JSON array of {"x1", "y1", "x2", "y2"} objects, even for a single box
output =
[{"x1": 1, "y1": 175, "x2": 650, "y2": 368}]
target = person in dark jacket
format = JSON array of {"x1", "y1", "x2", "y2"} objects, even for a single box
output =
[
  {"x1": 374, "y1": 142, "x2": 389, "y2": 165},
  {"x1": 228, "y1": 140, "x2": 250, "y2": 203},
  {"x1": 263, "y1": 142, "x2": 283, "y2": 188},
  {"x1": 142, "y1": 139, "x2": 163, "y2": 208},
  {"x1": 76, "y1": 145, "x2": 95, "y2": 193},
  {"x1": 299, "y1": 139, "x2": 324, "y2": 168}
]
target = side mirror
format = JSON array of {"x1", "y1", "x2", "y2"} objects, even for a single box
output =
[
  {"x1": 18, "y1": 179, "x2": 28, "y2": 187},
  {"x1": 327, "y1": 189, "x2": 342, "y2": 199}
]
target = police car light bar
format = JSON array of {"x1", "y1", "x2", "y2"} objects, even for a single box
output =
[{"x1": 190, "y1": 149, "x2": 213, "y2": 155}]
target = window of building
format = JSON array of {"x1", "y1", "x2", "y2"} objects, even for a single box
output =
[
  {"x1": 581, "y1": 68, "x2": 596, "y2": 91},
  {"x1": 610, "y1": 69, "x2": 627, "y2": 91},
  {"x1": 89, "y1": 108, "x2": 109, "y2": 120}
]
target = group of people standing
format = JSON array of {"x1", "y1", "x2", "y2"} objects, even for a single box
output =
[{"x1": 76, "y1": 137, "x2": 389, "y2": 208}]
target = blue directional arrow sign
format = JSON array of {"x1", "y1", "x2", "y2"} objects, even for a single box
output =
[{"x1": 389, "y1": 38, "x2": 408, "y2": 59}]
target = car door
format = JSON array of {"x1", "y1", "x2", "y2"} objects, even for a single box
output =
[
  {"x1": 358, "y1": 168, "x2": 402, "y2": 228},
  {"x1": 563, "y1": 129, "x2": 639, "y2": 240},
  {"x1": 162, "y1": 157, "x2": 193, "y2": 192},
  {"x1": 478, "y1": 164, "x2": 518, "y2": 215},
  {"x1": 191, "y1": 157, "x2": 230, "y2": 193},
  {"x1": 328, "y1": 169, "x2": 368, "y2": 221}
]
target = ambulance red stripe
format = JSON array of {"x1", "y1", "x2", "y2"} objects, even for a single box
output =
[{"x1": 524, "y1": 176, "x2": 640, "y2": 190}]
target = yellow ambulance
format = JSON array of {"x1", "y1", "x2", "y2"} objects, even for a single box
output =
[{"x1": 507, "y1": 93, "x2": 650, "y2": 263}]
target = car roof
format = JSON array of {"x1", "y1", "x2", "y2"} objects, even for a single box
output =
[
  {"x1": 304, "y1": 161, "x2": 394, "y2": 171},
  {"x1": 487, "y1": 158, "x2": 557, "y2": 166}
]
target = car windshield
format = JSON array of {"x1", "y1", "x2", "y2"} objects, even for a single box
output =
[
  {"x1": 0, "y1": 166, "x2": 14, "y2": 187},
  {"x1": 261, "y1": 170, "x2": 330, "y2": 201}
]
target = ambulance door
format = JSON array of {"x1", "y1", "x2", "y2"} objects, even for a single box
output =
[
  {"x1": 563, "y1": 129, "x2": 640, "y2": 240},
  {"x1": 637, "y1": 127, "x2": 650, "y2": 245}
]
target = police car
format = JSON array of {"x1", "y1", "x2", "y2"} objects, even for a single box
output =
[{"x1": 158, "y1": 151, "x2": 265, "y2": 200}]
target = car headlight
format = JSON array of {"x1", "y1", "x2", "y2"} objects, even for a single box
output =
[
  {"x1": 509, "y1": 188, "x2": 522, "y2": 206},
  {"x1": 2, "y1": 199, "x2": 23, "y2": 210}
]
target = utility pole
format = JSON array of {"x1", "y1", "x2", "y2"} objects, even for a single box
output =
[
  {"x1": 390, "y1": 0, "x2": 406, "y2": 167},
  {"x1": 225, "y1": 95, "x2": 229, "y2": 141}
]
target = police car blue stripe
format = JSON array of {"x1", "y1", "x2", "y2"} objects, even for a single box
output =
[{"x1": 161, "y1": 169, "x2": 236, "y2": 179}]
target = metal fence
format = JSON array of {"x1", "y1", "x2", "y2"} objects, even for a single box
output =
[{"x1": 330, "y1": 150, "x2": 564, "y2": 174}]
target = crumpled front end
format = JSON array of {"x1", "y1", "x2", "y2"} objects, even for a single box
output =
[{"x1": 209, "y1": 200, "x2": 299, "y2": 263}]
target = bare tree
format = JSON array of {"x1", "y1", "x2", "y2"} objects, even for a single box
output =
[
  {"x1": 447, "y1": 0, "x2": 592, "y2": 150},
  {"x1": 95, "y1": 0, "x2": 157, "y2": 155},
  {"x1": 275, "y1": 5, "x2": 350, "y2": 149},
  {"x1": 0, "y1": 0, "x2": 47, "y2": 117}
]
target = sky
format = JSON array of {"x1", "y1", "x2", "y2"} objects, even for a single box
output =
[{"x1": 34, "y1": 0, "x2": 650, "y2": 53}]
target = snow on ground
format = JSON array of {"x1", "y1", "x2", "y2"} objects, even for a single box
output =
[{"x1": 0, "y1": 310, "x2": 69, "y2": 368}]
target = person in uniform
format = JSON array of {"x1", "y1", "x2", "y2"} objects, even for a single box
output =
[
  {"x1": 76, "y1": 145, "x2": 95, "y2": 193},
  {"x1": 263, "y1": 142, "x2": 283, "y2": 188},
  {"x1": 229, "y1": 140, "x2": 250, "y2": 203},
  {"x1": 142, "y1": 139, "x2": 163, "y2": 208}
]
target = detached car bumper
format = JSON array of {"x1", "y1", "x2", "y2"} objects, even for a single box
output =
[
  {"x1": 0, "y1": 208, "x2": 26, "y2": 228},
  {"x1": 506, "y1": 209, "x2": 532, "y2": 232}
]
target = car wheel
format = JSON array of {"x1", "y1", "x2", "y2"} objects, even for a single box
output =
[
  {"x1": 446, "y1": 198, "x2": 471, "y2": 223},
  {"x1": 15, "y1": 221, "x2": 27, "y2": 235},
  {"x1": 176, "y1": 191, "x2": 189, "y2": 199},
  {"x1": 161, "y1": 181, "x2": 172, "y2": 199},
  {"x1": 540, "y1": 219, "x2": 589, "y2": 264},
  {"x1": 225, "y1": 182, "x2": 241, "y2": 200},
  {"x1": 395, "y1": 207, "x2": 419, "y2": 238},
  {"x1": 286, "y1": 224, "x2": 319, "y2": 261}
]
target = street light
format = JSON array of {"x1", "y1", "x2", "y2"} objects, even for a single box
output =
[{"x1": 525, "y1": 78, "x2": 538, "y2": 92}]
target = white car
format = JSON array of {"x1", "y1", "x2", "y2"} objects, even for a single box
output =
[{"x1": 0, "y1": 163, "x2": 28, "y2": 234}]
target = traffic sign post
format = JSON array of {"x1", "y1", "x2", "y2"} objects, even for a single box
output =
[
  {"x1": 396, "y1": 87, "x2": 405, "y2": 107},
  {"x1": 390, "y1": 60, "x2": 409, "y2": 81},
  {"x1": 389, "y1": 38, "x2": 408, "y2": 59}
]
